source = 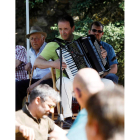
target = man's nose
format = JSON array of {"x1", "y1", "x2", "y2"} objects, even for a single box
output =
[
  {"x1": 50, "y1": 108, "x2": 54, "y2": 114},
  {"x1": 94, "y1": 31, "x2": 98, "y2": 35},
  {"x1": 62, "y1": 30, "x2": 65, "y2": 35}
]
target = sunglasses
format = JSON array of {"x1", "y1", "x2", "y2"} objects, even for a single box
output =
[{"x1": 91, "y1": 29, "x2": 103, "y2": 33}]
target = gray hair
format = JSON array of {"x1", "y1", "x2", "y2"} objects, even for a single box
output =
[{"x1": 30, "y1": 84, "x2": 60, "y2": 103}]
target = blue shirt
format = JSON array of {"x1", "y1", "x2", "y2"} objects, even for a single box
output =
[
  {"x1": 100, "y1": 41, "x2": 118, "y2": 66},
  {"x1": 67, "y1": 109, "x2": 88, "y2": 140},
  {"x1": 29, "y1": 42, "x2": 50, "y2": 79}
]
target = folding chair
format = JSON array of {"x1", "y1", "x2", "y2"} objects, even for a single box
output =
[
  {"x1": 22, "y1": 68, "x2": 34, "y2": 107},
  {"x1": 26, "y1": 68, "x2": 34, "y2": 103}
]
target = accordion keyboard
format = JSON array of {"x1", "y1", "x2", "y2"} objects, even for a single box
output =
[{"x1": 56, "y1": 48, "x2": 78, "y2": 81}]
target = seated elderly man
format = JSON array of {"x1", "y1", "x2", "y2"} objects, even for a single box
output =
[
  {"x1": 16, "y1": 84, "x2": 67, "y2": 140},
  {"x1": 16, "y1": 26, "x2": 53, "y2": 111}
]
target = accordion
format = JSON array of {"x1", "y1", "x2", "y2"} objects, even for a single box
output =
[{"x1": 55, "y1": 35, "x2": 110, "y2": 81}]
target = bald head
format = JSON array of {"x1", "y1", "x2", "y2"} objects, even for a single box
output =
[{"x1": 73, "y1": 68, "x2": 104, "y2": 95}]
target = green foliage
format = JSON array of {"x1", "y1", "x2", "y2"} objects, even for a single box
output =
[
  {"x1": 28, "y1": 0, "x2": 43, "y2": 8},
  {"x1": 102, "y1": 23, "x2": 124, "y2": 85},
  {"x1": 69, "y1": 0, "x2": 124, "y2": 26},
  {"x1": 74, "y1": 17, "x2": 93, "y2": 34},
  {"x1": 119, "y1": 1, "x2": 124, "y2": 11}
]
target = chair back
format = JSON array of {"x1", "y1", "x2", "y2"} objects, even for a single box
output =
[{"x1": 26, "y1": 67, "x2": 34, "y2": 102}]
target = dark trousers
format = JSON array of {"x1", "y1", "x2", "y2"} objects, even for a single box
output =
[
  {"x1": 16, "y1": 78, "x2": 53, "y2": 111},
  {"x1": 104, "y1": 73, "x2": 119, "y2": 84}
]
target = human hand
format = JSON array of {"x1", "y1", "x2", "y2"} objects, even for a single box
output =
[
  {"x1": 25, "y1": 62, "x2": 32, "y2": 71},
  {"x1": 100, "y1": 71, "x2": 109, "y2": 78},
  {"x1": 18, "y1": 125, "x2": 35, "y2": 140},
  {"x1": 53, "y1": 59, "x2": 67, "y2": 70},
  {"x1": 27, "y1": 84, "x2": 35, "y2": 93},
  {"x1": 49, "y1": 131, "x2": 68, "y2": 140},
  {"x1": 100, "y1": 46, "x2": 107, "y2": 59}
]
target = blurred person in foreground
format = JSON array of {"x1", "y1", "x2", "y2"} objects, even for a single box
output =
[
  {"x1": 50, "y1": 68, "x2": 114, "y2": 140},
  {"x1": 16, "y1": 84, "x2": 66, "y2": 140},
  {"x1": 85, "y1": 84, "x2": 124, "y2": 140}
]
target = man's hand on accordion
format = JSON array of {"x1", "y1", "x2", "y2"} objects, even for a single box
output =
[
  {"x1": 53, "y1": 59, "x2": 67, "y2": 70},
  {"x1": 100, "y1": 46, "x2": 107, "y2": 59},
  {"x1": 100, "y1": 71, "x2": 109, "y2": 78}
]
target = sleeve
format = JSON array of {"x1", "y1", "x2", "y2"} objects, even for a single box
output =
[
  {"x1": 16, "y1": 111, "x2": 25, "y2": 125},
  {"x1": 47, "y1": 117, "x2": 55, "y2": 133},
  {"x1": 40, "y1": 42, "x2": 59, "y2": 61},
  {"x1": 107, "y1": 45, "x2": 118, "y2": 66},
  {"x1": 16, "y1": 46, "x2": 27, "y2": 64}
]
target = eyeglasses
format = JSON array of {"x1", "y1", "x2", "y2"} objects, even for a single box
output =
[
  {"x1": 48, "y1": 104, "x2": 56, "y2": 109},
  {"x1": 91, "y1": 29, "x2": 103, "y2": 33},
  {"x1": 40, "y1": 97, "x2": 56, "y2": 109}
]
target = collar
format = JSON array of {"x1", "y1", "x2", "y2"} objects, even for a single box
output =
[{"x1": 22, "y1": 103, "x2": 41, "y2": 124}]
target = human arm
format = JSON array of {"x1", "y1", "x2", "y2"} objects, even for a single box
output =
[
  {"x1": 25, "y1": 62, "x2": 32, "y2": 72},
  {"x1": 109, "y1": 64, "x2": 118, "y2": 74},
  {"x1": 34, "y1": 55, "x2": 67, "y2": 70},
  {"x1": 49, "y1": 124, "x2": 68, "y2": 140},
  {"x1": 100, "y1": 42, "x2": 118, "y2": 78},
  {"x1": 101, "y1": 64, "x2": 118, "y2": 78},
  {"x1": 16, "y1": 59, "x2": 22, "y2": 69},
  {"x1": 15, "y1": 121, "x2": 35, "y2": 140},
  {"x1": 27, "y1": 72, "x2": 52, "y2": 93},
  {"x1": 16, "y1": 45, "x2": 28, "y2": 69},
  {"x1": 34, "y1": 42, "x2": 67, "y2": 70}
]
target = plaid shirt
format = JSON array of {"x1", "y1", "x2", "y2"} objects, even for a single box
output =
[{"x1": 16, "y1": 45, "x2": 28, "y2": 81}]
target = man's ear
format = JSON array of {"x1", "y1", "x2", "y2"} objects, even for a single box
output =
[
  {"x1": 88, "y1": 30, "x2": 91, "y2": 35},
  {"x1": 75, "y1": 88, "x2": 81, "y2": 98},
  {"x1": 35, "y1": 97, "x2": 40, "y2": 105},
  {"x1": 72, "y1": 26, "x2": 75, "y2": 32},
  {"x1": 42, "y1": 36, "x2": 45, "y2": 41}
]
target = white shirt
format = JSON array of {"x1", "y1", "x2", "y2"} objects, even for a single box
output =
[{"x1": 29, "y1": 42, "x2": 50, "y2": 79}]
